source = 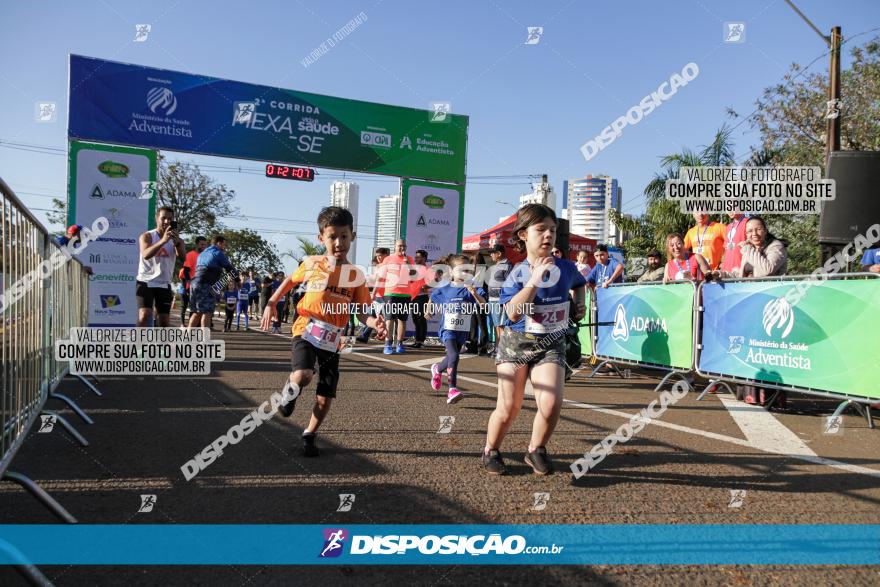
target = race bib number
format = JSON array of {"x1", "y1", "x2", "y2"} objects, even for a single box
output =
[
  {"x1": 238, "y1": 290, "x2": 249, "y2": 301},
  {"x1": 444, "y1": 308, "x2": 472, "y2": 332},
  {"x1": 302, "y1": 318, "x2": 344, "y2": 353},
  {"x1": 525, "y1": 302, "x2": 569, "y2": 334}
]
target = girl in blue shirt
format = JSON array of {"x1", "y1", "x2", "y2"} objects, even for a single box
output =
[
  {"x1": 482, "y1": 204, "x2": 587, "y2": 477},
  {"x1": 236, "y1": 280, "x2": 251, "y2": 330},
  {"x1": 222, "y1": 280, "x2": 239, "y2": 332},
  {"x1": 428, "y1": 255, "x2": 487, "y2": 404}
]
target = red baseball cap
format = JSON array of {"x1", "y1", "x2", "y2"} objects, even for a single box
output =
[{"x1": 66, "y1": 224, "x2": 83, "y2": 236}]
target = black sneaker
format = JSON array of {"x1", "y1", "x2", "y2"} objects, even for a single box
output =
[
  {"x1": 524, "y1": 447, "x2": 554, "y2": 476},
  {"x1": 302, "y1": 432, "x2": 319, "y2": 457},
  {"x1": 481, "y1": 449, "x2": 507, "y2": 475},
  {"x1": 278, "y1": 381, "x2": 300, "y2": 418}
]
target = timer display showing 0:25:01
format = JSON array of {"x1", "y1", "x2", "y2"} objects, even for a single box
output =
[{"x1": 265, "y1": 164, "x2": 315, "y2": 181}]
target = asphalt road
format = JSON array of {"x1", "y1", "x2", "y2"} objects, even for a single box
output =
[{"x1": 2, "y1": 319, "x2": 879, "y2": 585}]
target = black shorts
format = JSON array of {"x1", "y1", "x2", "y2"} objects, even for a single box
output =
[
  {"x1": 290, "y1": 336, "x2": 340, "y2": 398},
  {"x1": 136, "y1": 281, "x2": 173, "y2": 315},
  {"x1": 382, "y1": 295, "x2": 411, "y2": 321}
]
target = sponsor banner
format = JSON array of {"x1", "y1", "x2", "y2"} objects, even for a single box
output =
[
  {"x1": 699, "y1": 278, "x2": 880, "y2": 399},
  {"x1": 596, "y1": 283, "x2": 694, "y2": 370},
  {"x1": 401, "y1": 179, "x2": 465, "y2": 263},
  {"x1": 578, "y1": 287, "x2": 593, "y2": 356},
  {"x1": 69, "y1": 55, "x2": 468, "y2": 184},
  {"x1": 68, "y1": 140, "x2": 157, "y2": 326},
  {"x1": 1, "y1": 524, "x2": 878, "y2": 564}
]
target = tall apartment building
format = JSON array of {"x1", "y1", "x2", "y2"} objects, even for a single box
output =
[
  {"x1": 329, "y1": 181, "x2": 359, "y2": 263},
  {"x1": 561, "y1": 175, "x2": 622, "y2": 244},
  {"x1": 374, "y1": 193, "x2": 402, "y2": 252}
]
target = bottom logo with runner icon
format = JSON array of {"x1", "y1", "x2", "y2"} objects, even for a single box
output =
[
  {"x1": 337, "y1": 494, "x2": 355, "y2": 512},
  {"x1": 532, "y1": 492, "x2": 550, "y2": 511},
  {"x1": 728, "y1": 489, "x2": 747, "y2": 508},
  {"x1": 138, "y1": 494, "x2": 157, "y2": 513},
  {"x1": 38, "y1": 415, "x2": 57, "y2": 433},
  {"x1": 319, "y1": 528, "x2": 349, "y2": 558},
  {"x1": 437, "y1": 416, "x2": 455, "y2": 434}
]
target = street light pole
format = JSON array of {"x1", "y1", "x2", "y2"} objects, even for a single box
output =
[
  {"x1": 783, "y1": 0, "x2": 841, "y2": 167},
  {"x1": 828, "y1": 26, "x2": 842, "y2": 160}
]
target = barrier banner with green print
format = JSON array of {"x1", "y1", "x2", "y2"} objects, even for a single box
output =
[
  {"x1": 698, "y1": 278, "x2": 880, "y2": 400},
  {"x1": 595, "y1": 283, "x2": 694, "y2": 370},
  {"x1": 577, "y1": 287, "x2": 593, "y2": 356}
]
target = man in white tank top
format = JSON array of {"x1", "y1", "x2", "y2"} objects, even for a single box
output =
[{"x1": 137, "y1": 206, "x2": 185, "y2": 326}]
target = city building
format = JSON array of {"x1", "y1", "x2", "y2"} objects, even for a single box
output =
[
  {"x1": 329, "y1": 181, "x2": 359, "y2": 262},
  {"x1": 374, "y1": 193, "x2": 402, "y2": 252},
  {"x1": 561, "y1": 175, "x2": 622, "y2": 244},
  {"x1": 519, "y1": 174, "x2": 556, "y2": 211}
]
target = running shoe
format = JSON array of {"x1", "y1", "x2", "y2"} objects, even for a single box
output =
[
  {"x1": 394, "y1": 343, "x2": 406, "y2": 354},
  {"x1": 302, "y1": 432, "x2": 319, "y2": 457},
  {"x1": 430, "y1": 363, "x2": 442, "y2": 391},
  {"x1": 446, "y1": 387, "x2": 462, "y2": 404},
  {"x1": 524, "y1": 447, "x2": 554, "y2": 476},
  {"x1": 481, "y1": 449, "x2": 507, "y2": 475},
  {"x1": 278, "y1": 381, "x2": 300, "y2": 418},
  {"x1": 383, "y1": 343, "x2": 394, "y2": 354}
]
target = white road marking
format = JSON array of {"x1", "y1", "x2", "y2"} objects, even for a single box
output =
[
  {"x1": 718, "y1": 396, "x2": 816, "y2": 457},
  {"x1": 405, "y1": 355, "x2": 478, "y2": 368},
  {"x1": 351, "y1": 351, "x2": 880, "y2": 479}
]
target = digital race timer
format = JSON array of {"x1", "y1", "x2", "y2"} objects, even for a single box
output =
[{"x1": 265, "y1": 164, "x2": 315, "y2": 182}]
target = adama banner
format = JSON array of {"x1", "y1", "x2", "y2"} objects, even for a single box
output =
[{"x1": 595, "y1": 283, "x2": 694, "y2": 370}]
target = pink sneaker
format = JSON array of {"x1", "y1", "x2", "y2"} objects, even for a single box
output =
[
  {"x1": 446, "y1": 387, "x2": 462, "y2": 404},
  {"x1": 430, "y1": 363, "x2": 442, "y2": 391}
]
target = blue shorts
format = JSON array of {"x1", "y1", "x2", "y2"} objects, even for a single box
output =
[
  {"x1": 440, "y1": 331, "x2": 469, "y2": 345},
  {"x1": 487, "y1": 300, "x2": 505, "y2": 328},
  {"x1": 189, "y1": 282, "x2": 217, "y2": 313}
]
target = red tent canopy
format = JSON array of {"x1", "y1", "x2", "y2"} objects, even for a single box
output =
[{"x1": 462, "y1": 214, "x2": 597, "y2": 265}]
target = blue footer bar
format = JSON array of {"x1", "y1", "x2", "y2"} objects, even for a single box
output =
[{"x1": 1, "y1": 525, "x2": 879, "y2": 565}]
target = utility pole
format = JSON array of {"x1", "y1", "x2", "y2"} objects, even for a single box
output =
[
  {"x1": 539, "y1": 174, "x2": 550, "y2": 205},
  {"x1": 783, "y1": 0, "x2": 841, "y2": 167},
  {"x1": 827, "y1": 26, "x2": 842, "y2": 161}
]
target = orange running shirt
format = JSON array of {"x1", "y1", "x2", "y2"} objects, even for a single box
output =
[
  {"x1": 289, "y1": 256, "x2": 371, "y2": 337},
  {"x1": 684, "y1": 222, "x2": 726, "y2": 269},
  {"x1": 379, "y1": 254, "x2": 415, "y2": 296}
]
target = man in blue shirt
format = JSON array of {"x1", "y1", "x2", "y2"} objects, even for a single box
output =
[
  {"x1": 188, "y1": 235, "x2": 236, "y2": 327},
  {"x1": 586, "y1": 244, "x2": 624, "y2": 290},
  {"x1": 860, "y1": 248, "x2": 880, "y2": 273}
]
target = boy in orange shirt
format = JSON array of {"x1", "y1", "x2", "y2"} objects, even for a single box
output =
[
  {"x1": 684, "y1": 212, "x2": 726, "y2": 270},
  {"x1": 261, "y1": 207, "x2": 385, "y2": 457}
]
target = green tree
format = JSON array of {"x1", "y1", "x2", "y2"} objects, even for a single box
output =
[
  {"x1": 47, "y1": 197, "x2": 67, "y2": 232},
  {"x1": 742, "y1": 36, "x2": 880, "y2": 168},
  {"x1": 283, "y1": 236, "x2": 326, "y2": 263},
  {"x1": 221, "y1": 228, "x2": 282, "y2": 276},
  {"x1": 611, "y1": 126, "x2": 736, "y2": 265},
  {"x1": 728, "y1": 37, "x2": 880, "y2": 274},
  {"x1": 157, "y1": 155, "x2": 238, "y2": 237},
  {"x1": 49, "y1": 155, "x2": 239, "y2": 239}
]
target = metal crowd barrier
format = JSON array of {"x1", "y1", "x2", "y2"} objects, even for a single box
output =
[
  {"x1": 1, "y1": 176, "x2": 95, "y2": 531},
  {"x1": 584, "y1": 280, "x2": 696, "y2": 393},
  {"x1": 694, "y1": 273, "x2": 879, "y2": 426},
  {"x1": 576, "y1": 272, "x2": 878, "y2": 428}
]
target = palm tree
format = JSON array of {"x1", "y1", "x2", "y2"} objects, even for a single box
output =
[
  {"x1": 282, "y1": 236, "x2": 326, "y2": 263},
  {"x1": 639, "y1": 126, "x2": 738, "y2": 251}
]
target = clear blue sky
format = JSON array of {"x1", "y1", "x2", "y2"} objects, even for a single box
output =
[{"x1": 2, "y1": 0, "x2": 878, "y2": 268}]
